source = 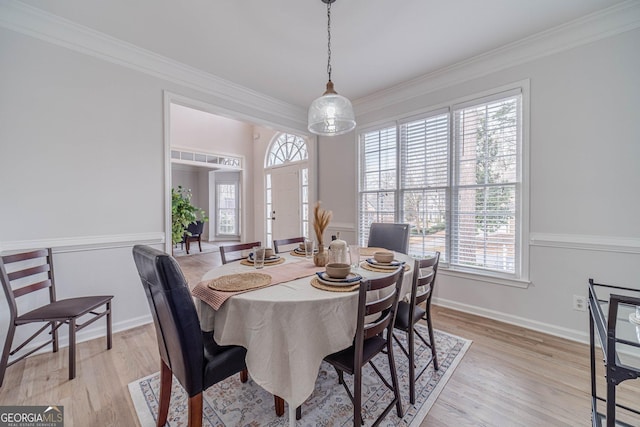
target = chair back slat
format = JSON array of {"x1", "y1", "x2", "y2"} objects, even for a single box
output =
[
  {"x1": 13, "y1": 280, "x2": 52, "y2": 298},
  {"x1": 273, "y1": 237, "x2": 305, "y2": 254},
  {"x1": 220, "y1": 241, "x2": 261, "y2": 264},
  {"x1": 1, "y1": 249, "x2": 55, "y2": 317},
  {"x1": 408, "y1": 252, "x2": 440, "y2": 323},
  {"x1": 364, "y1": 312, "x2": 392, "y2": 339},
  {"x1": 7, "y1": 264, "x2": 50, "y2": 282},
  {"x1": 365, "y1": 291, "x2": 395, "y2": 316},
  {"x1": 355, "y1": 269, "x2": 403, "y2": 350},
  {"x1": 1, "y1": 249, "x2": 49, "y2": 264},
  {"x1": 413, "y1": 270, "x2": 434, "y2": 306}
]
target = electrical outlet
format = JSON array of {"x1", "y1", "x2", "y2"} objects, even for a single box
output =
[{"x1": 573, "y1": 295, "x2": 587, "y2": 311}]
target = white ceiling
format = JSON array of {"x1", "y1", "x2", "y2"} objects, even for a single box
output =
[{"x1": 19, "y1": 0, "x2": 626, "y2": 108}]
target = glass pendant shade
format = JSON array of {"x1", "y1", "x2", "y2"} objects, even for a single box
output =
[{"x1": 308, "y1": 82, "x2": 356, "y2": 136}]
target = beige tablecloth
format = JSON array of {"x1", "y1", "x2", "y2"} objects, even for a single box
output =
[{"x1": 194, "y1": 252, "x2": 413, "y2": 409}]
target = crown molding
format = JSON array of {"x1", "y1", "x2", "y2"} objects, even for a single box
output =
[
  {"x1": 0, "y1": 0, "x2": 307, "y2": 130},
  {"x1": 353, "y1": 0, "x2": 640, "y2": 116},
  {"x1": 530, "y1": 233, "x2": 640, "y2": 254}
]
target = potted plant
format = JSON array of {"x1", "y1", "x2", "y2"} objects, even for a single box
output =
[{"x1": 171, "y1": 186, "x2": 208, "y2": 246}]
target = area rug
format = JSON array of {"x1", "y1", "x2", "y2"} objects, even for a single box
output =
[{"x1": 129, "y1": 326, "x2": 471, "y2": 426}]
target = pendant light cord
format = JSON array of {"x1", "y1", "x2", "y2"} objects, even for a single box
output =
[{"x1": 326, "y1": 1, "x2": 332, "y2": 82}]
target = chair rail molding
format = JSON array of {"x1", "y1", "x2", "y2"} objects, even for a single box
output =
[
  {"x1": 0, "y1": 232, "x2": 164, "y2": 254},
  {"x1": 353, "y1": 0, "x2": 640, "y2": 116},
  {"x1": 0, "y1": 0, "x2": 307, "y2": 131},
  {"x1": 529, "y1": 233, "x2": 640, "y2": 254}
]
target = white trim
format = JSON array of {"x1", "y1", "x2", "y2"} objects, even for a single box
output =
[
  {"x1": 530, "y1": 233, "x2": 640, "y2": 254},
  {"x1": 0, "y1": 0, "x2": 307, "y2": 130},
  {"x1": 438, "y1": 268, "x2": 530, "y2": 289},
  {"x1": 354, "y1": 0, "x2": 640, "y2": 115},
  {"x1": 0, "y1": 232, "x2": 164, "y2": 254},
  {"x1": 433, "y1": 297, "x2": 589, "y2": 344}
]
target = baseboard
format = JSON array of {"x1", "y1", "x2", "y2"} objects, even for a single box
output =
[{"x1": 433, "y1": 297, "x2": 589, "y2": 344}]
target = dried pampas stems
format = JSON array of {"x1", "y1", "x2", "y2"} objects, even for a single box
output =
[{"x1": 313, "y1": 202, "x2": 332, "y2": 246}]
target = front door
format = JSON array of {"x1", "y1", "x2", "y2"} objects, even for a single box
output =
[{"x1": 270, "y1": 166, "x2": 302, "y2": 242}]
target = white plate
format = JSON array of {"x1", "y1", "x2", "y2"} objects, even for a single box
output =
[
  {"x1": 248, "y1": 254, "x2": 280, "y2": 263},
  {"x1": 365, "y1": 259, "x2": 404, "y2": 270},
  {"x1": 629, "y1": 312, "x2": 640, "y2": 325},
  {"x1": 316, "y1": 272, "x2": 362, "y2": 287}
]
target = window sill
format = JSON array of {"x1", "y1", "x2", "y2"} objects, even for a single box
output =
[{"x1": 439, "y1": 268, "x2": 530, "y2": 289}]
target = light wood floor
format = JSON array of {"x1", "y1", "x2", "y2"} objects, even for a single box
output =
[{"x1": 1, "y1": 250, "x2": 638, "y2": 426}]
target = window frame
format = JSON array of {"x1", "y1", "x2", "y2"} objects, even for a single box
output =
[{"x1": 357, "y1": 81, "x2": 530, "y2": 286}]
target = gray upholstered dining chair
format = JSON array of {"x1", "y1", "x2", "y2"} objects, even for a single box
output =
[
  {"x1": 132, "y1": 245, "x2": 248, "y2": 427},
  {"x1": 367, "y1": 222, "x2": 410, "y2": 254}
]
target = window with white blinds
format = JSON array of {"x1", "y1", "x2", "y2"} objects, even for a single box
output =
[
  {"x1": 359, "y1": 127, "x2": 397, "y2": 241},
  {"x1": 358, "y1": 89, "x2": 524, "y2": 279}
]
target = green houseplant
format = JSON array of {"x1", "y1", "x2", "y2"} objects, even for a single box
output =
[{"x1": 171, "y1": 186, "x2": 208, "y2": 245}]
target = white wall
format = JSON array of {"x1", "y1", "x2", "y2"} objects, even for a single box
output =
[
  {"x1": 0, "y1": 25, "x2": 305, "y2": 355},
  {"x1": 318, "y1": 28, "x2": 640, "y2": 341}
]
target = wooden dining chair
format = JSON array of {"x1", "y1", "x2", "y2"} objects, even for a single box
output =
[
  {"x1": 273, "y1": 237, "x2": 305, "y2": 254},
  {"x1": 0, "y1": 248, "x2": 113, "y2": 387},
  {"x1": 182, "y1": 220, "x2": 204, "y2": 254},
  {"x1": 322, "y1": 267, "x2": 405, "y2": 426},
  {"x1": 392, "y1": 252, "x2": 440, "y2": 404},
  {"x1": 367, "y1": 223, "x2": 410, "y2": 254},
  {"x1": 132, "y1": 245, "x2": 248, "y2": 427},
  {"x1": 219, "y1": 241, "x2": 261, "y2": 264}
]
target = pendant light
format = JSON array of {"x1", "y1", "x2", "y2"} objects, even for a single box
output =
[{"x1": 308, "y1": 0, "x2": 356, "y2": 136}]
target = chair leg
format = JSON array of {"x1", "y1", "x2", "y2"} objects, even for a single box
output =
[
  {"x1": 157, "y1": 360, "x2": 172, "y2": 427},
  {"x1": 387, "y1": 342, "x2": 404, "y2": 418},
  {"x1": 52, "y1": 320, "x2": 59, "y2": 353},
  {"x1": 68, "y1": 319, "x2": 76, "y2": 380},
  {"x1": 240, "y1": 368, "x2": 248, "y2": 383},
  {"x1": 274, "y1": 396, "x2": 285, "y2": 416},
  {"x1": 408, "y1": 326, "x2": 416, "y2": 404},
  {"x1": 354, "y1": 369, "x2": 363, "y2": 426},
  {"x1": 197, "y1": 236, "x2": 202, "y2": 252},
  {"x1": 425, "y1": 309, "x2": 438, "y2": 370},
  {"x1": 106, "y1": 301, "x2": 113, "y2": 350},
  {"x1": 188, "y1": 393, "x2": 203, "y2": 427},
  {"x1": 0, "y1": 322, "x2": 16, "y2": 387},
  {"x1": 186, "y1": 240, "x2": 190, "y2": 255}
]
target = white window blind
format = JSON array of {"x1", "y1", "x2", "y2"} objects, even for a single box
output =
[
  {"x1": 400, "y1": 113, "x2": 449, "y2": 259},
  {"x1": 452, "y1": 94, "x2": 520, "y2": 274},
  {"x1": 359, "y1": 127, "x2": 397, "y2": 243}
]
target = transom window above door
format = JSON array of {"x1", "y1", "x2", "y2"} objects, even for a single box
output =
[{"x1": 267, "y1": 133, "x2": 308, "y2": 167}]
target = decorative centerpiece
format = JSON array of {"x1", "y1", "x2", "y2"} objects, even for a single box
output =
[{"x1": 313, "y1": 202, "x2": 332, "y2": 267}]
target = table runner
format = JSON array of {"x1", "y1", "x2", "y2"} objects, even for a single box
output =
[{"x1": 192, "y1": 260, "x2": 325, "y2": 310}]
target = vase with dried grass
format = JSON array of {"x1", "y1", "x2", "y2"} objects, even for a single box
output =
[{"x1": 312, "y1": 202, "x2": 331, "y2": 267}]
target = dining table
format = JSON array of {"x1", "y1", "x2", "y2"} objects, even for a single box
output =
[{"x1": 192, "y1": 247, "x2": 413, "y2": 426}]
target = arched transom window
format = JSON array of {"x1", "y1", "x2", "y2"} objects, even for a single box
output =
[{"x1": 267, "y1": 133, "x2": 308, "y2": 167}]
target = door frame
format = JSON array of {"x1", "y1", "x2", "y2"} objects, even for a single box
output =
[{"x1": 163, "y1": 91, "x2": 317, "y2": 254}]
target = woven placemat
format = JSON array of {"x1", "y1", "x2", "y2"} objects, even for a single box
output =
[
  {"x1": 240, "y1": 257, "x2": 286, "y2": 267},
  {"x1": 310, "y1": 276, "x2": 360, "y2": 292},
  {"x1": 360, "y1": 262, "x2": 410, "y2": 273},
  {"x1": 207, "y1": 272, "x2": 271, "y2": 292}
]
